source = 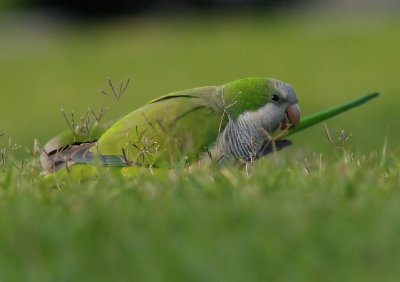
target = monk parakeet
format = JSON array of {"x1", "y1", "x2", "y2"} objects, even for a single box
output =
[{"x1": 41, "y1": 77, "x2": 378, "y2": 179}]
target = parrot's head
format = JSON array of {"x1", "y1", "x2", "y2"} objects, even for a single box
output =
[
  {"x1": 263, "y1": 78, "x2": 301, "y2": 131},
  {"x1": 222, "y1": 77, "x2": 300, "y2": 133}
]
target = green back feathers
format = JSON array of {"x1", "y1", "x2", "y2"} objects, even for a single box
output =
[{"x1": 96, "y1": 86, "x2": 227, "y2": 167}]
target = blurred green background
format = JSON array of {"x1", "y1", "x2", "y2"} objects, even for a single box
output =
[
  {"x1": 0, "y1": 2, "x2": 399, "y2": 157},
  {"x1": 1, "y1": 3, "x2": 400, "y2": 282}
]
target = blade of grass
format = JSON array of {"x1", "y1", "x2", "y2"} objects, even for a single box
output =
[
  {"x1": 0, "y1": 164, "x2": 13, "y2": 189},
  {"x1": 287, "y1": 93, "x2": 379, "y2": 136}
]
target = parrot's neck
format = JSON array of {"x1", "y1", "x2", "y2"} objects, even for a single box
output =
[{"x1": 217, "y1": 115, "x2": 267, "y2": 163}]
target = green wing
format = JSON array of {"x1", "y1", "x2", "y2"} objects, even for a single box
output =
[{"x1": 96, "y1": 86, "x2": 227, "y2": 168}]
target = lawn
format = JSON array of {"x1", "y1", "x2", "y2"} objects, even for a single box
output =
[{"x1": 1, "y1": 9, "x2": 400, "y2": 281}]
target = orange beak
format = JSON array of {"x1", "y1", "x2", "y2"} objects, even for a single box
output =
[{"x1": 281, "y1": 103, "x2": 300, "y2": 129}]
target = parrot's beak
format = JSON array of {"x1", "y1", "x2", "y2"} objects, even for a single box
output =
[{"x1": 281, "y1": 103, "x2": 300, "y2": 129}]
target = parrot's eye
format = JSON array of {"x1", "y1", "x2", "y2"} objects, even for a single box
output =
[{"x1": 271, "y1": 94, "x2": 280, "y2": 102}]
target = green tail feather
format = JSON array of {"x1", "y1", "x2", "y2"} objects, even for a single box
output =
[{"x1": 287, "y1": 93, "x2": 379, "y2": 136}]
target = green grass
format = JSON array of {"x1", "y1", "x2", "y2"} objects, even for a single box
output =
[
  {"x1": 1, "y1": 10, "x2": 400, "y2": 282},
  {"x1": 1, "y1": 151, "x2": 400, "y2": 281}
]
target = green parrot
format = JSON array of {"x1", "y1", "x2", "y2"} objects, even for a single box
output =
[{"x1": 41, "y1": 77, "x2": 378, "y2": 179}]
